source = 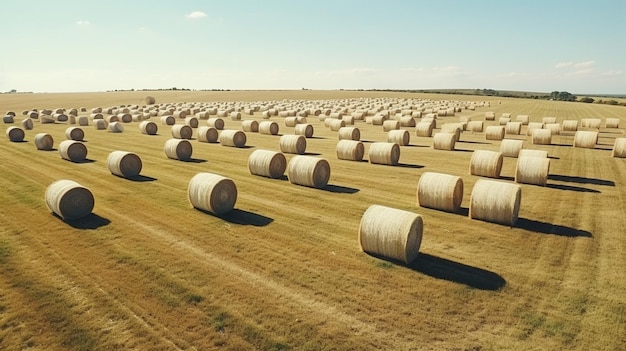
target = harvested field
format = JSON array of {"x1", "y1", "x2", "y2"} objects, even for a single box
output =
[{"x1": 0, "y1": 90, "x2": 625, "y2": 350}]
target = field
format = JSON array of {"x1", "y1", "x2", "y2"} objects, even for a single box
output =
[{"x1": 1, "y1": 90, "x2": 625, "y2": 350}]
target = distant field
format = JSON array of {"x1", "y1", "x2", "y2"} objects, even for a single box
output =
[{"x1": 0, "y1": 90, "x2": 625, "y2": 350}]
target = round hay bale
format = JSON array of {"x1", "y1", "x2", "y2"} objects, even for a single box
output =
[
  {"x1": 505, "y1": 121, "x2": 522, "y2": 135},
  {"x1": 3, "y1": 115, "x2": 14, "y2": 123},
  {"x1": 294, "y1": 123, "x2": 314, "y2": 138},
  {"x1": 432, "y1": 132, "x2": 456, "y2": 151},
  {"x1": 21, "y1": 118, "x2": 34, "y2": 130},
  {"x1": 117, "y1": 113, "x2": 132, "y2": 123},
  {"x1": 515, "y1": 156, "x2": 550, "y2": 186},
  {"x1": 358, "y1": 204, "x2": 423, "y2": 264},
  {"x1": 187, "y1": 172, "x2": 237, "y2": 215},
  {"x1": 6, "y1": 126, "x2": 25, "y2": 142},
  {"x1": 58, "y1": 140, "x2": 87, "y2": 162},
  {"x1": 90, "y1": 113, "x2": 103, "y2": 119},
  {"x1": 241, "y1": 120, "x2": 259, "y2": 132},
  {"x1": 372, "y1": 114, "x2": 386, "y2": 125},
  {"x1": 581, "y1": 118, "x2": 601, "y2": 129},
  {"x1": 605, "y1": 118, "x2": 620, "y2": 129},
  {"x1": 34, "y1": 133, "x2": 54, "y2": 150},
  {"x1": 387, "y1": 129, "x2": 410, "y2": 146},
  {"x1": 417, "y1": 172, "x2": 463, "y2": 213},
  {"x1": 526, "y1": 122, "x2": 545, "y2": 136},
  {"x1": 368, "y1": 142, "x2": 400, "y2": 166},
  {"x1": 259, "y1": 121, "x2": 279, "y2": 135},
  {"x1": 415, "y1": 121, "x2": 434, "y2": 137},
  {"x1": 248, "y1": 149, "x2": 287, "y2": 179},
  {"x1": 612, "y1": 138, "x2": 626, "y2": 158},
  {"x1": 516, "y1": 115, "x2": 530, "y2": 125},
  {"x1": 561, "y1": 120, "x2": 579, "y2": 132},
  {"x1": 288, "y1": 155, "x2": 330, "y2": 188},
  {"x1": 336, "y1": 140, "x2": 364, "y2": 161},
  {"x1": 107, "y1": 151, "x2": 142, "y2": 178},
  {"x1": 68, "y1": 115, "x2": 76, "y2": 124},
  {"x1": 40, "y1": 115, "x2": 55, "y2": 124},
  {"x1": 5, "y1": 111, "x2": 15, "y2": 117},
  {"x1": 197, "y1": 126, "x2": 219, "y2": 143},
  {"x1": 499, "y1": 117, "x2": 511, "y2": 126},
  {"x1": 399, "y1": 116, "x2": 416, "y2": 127},
  {"x1": 207, "y1": 117, "x2": 225, "y2": 130},
  {"x1": 470, "y1": 150, "x2": 503, "y2": 178},
  {"x1": 77, "y1": 116, "x2": 89, "y2": 126},
  {"x1": 185, "y1": 116, "x2": 199, "y2": 128},
  {"x1": 104, "y1": 115, "x2": 119, "y2": 123},
  {"x1": 284, "y1": 117, "x2": 299, "y2": 127},
  {"x1": 440, "y1": 123, "x2": 462, "y2": 142},
  {"x1": 145, "y1": 96, "x2": 156, "y2": 105},
  {"x1": 219, "y1": 129, "x2": 247, "y2": 148},
  {"x1": 93, "y1": 119, "x2": 107, "y2": 130},
  {"x1": 45, "y1": 180, "x2": 94, "y2": 221},
  {"x1": 173, "y1": 110, "x2": 188, "y2": 119},
  {"x1": 382, "y1": 120, "x2": 400, "y2": 132},
  {"x1": 139, "y1": 120, "x2": 158, "y2": 135},
  {"x1": 108, "y1": 122, "x2": 124, "y2": 133},
  {"x1": 573, "y1": 131, "x2": 598, "y2": 149},
  {"x1": 531, "y1": 128, "x2": 552, "y2": 145},
  {"x1": 164, "y1": 139, "x2": 193, "y2": 161},
  {"x1": 341, "y1": 115, "x2": 355, "y2": 126},
  {"x1": 545, "y1": 123, "x2": 561, "y2": 135},
  {"x1": 171, "y1": 124, "x2": 193, "y2": 139},
  {"x1": 230, "y1": 112, "x2": 241, "y2": 121},
  {"x1": 53, "y1": 113, "x2": 68, "y2": 122},
  {"x1": 467, "y1": 120, "x2": 484, "y2": 133},
  {"x1": 518, "y1": 149, "x2": 548, "y2": 158},
  {"x1": 543, "y1": 117, "x2": 557, "y2": 124},
  {"x1": 500, "y1": 139, "x2": 524, "y2": 158},
  {"x1": 485, "y1": 126, "x2": 505, "y2": 141},
  {"x1": 279, "y1": 134, "x2": 306, "y2": 154},
  {"x1": 338, "y1": 127, "x2": 360, "y2": 141},
  {"x1": 65, "y1": 127, "x2": 84, "y2": 141},
  {"x1": 27, "y1": 111, "x2": 39, "y2": 119},
  {"x1": 470, "y1": 179, "x2": 521, "y2": 226},
  {"x1": 261, "y1": 110, "x2": 271, "y2": 119},
  {"x1": 485, "y1": 112, "x2": 496, "y2": 120},
  {"x1": 160, "y1": 116, "x2": 175, "y2": 125},
  {"x1": 328, "y1": 119, "x2": 345, "y2": 132}
]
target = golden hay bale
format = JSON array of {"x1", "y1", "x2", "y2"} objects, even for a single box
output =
[
  {"x1": 58, "y1": 140, "x2": 87, "y2": 162},
  {"x1": 417, "y1": 172, "x2": 463, "y2": 213},
  {"x1": 241, "y1": 120, "x2": 259, "y2": 132},
  {"x1": 358, "y1": 204, "x2": 423, "y2": 264},
  {"x1": 6, "y1": 126, "x2": 25, "y2": 142},
  {"x1": 500, "y1": 139, "x2": 524, "y2": 158},
  {"x1": 91, "y1": 107, "x2": 102, "y2": 114},
  {"x1": 196, "y1": 111, "x2": 211, "y2": 119},
  {"x1": 108, "y1": 122, "x2": 124, "y2": 133},
  {"x1": 499, "y1": 117, "x2": 511, "y2": 126},
  {"x1": 467, "y1": 120, "x2": 484, "y2": 133},
  {"x1": 248, "y1": 149, "x2": 287, "y2": 179},
  {"x1": 516, "y1": 115, "x2": 530, "y2": 125},
  {"x1": 399, "y1": 116, "x2": 416, "y2": 127},
  {"x1": 67, "y1": 108, "x2": 78, "y2": 117},
  {"x1": 5, "y1": 111, "x2": 16, "y2": 117},
  {"x1": 173, "y1": 110, "x2": 188, "y2": 119},
  {"x1": 53, "y1": 113, "x2": 68, "y2": 122},
  {"x1": 34, "y1": 133, "x2": 54, "y2": 150},
  {"x1": 532, "y1": 128, "x2": 552, "y2": 145},
  {"x1": 77, "y1": 116, "x2": 89, "y2": 126},
  {"x1": 515, "y1": 156, "x2": 550, "y2": 186},
  {"x1": 145, "y1": 96, "x2": 156, "y2": 105},
  {"x1": 441, "y1": 123, "x2": 462, "y2": 142},
  {"x1": 197, "y1": 126, "x2": 219, "y2": 143},
  {"x1": 581, "y1": 118, "x2": 601, "y2": 129},
  {"x1": 294, "y1": 123, "x2": 314, "y2": 138},
  {"x1": 470, "y1": 150, "x2": 503, "y2": 178},
  {"x1": 336, "y1": 140, "x2": 364, "y2": 161},
  {"x1": 485, "y1": 126, "x2": 505, "y2": 140},
  {"x1": 284, "y1": 117, "x2": 299, "y2": 127},
  {"x1": 219, "y1": 129, "x2": 247, "y2": 148},
  {"x1": 107, "y1": 151, "x2": 142, "y2": 178},
  {"x1": 104, "y1": 115, "x2": 119, "y2": 123},
  {"x1": 207, "y1": 117, "x2": 225, "y2": 130},
  {"x1": 185, "y1": 116, "x2": 199, "y2": 128},
  {"x1": 526, "y1": 122, "x2": 544, "y2": 136},
  {"x1": 573, "y1": 131, "x2": 598, "y2": 149},
  {"x1": 382, "y1": 120, "x2": 400, "y2": 132},
  {"x1": 470, "y1": 179, "x2": 521, "y2": 226},
  {"x1": 45, "y1": 180, "x2": 94, "y2": 221},
  {"x1": 518, "y1": 149, "x2": 548, "y2": 158},
  {"x1": 341, "y1": 115, "x2": 355, "y2": 126},
  {"x1": 164, "y1": 139, "x2": 192, "y2": 160},
  {"x1": 90, "y1": 113, "x2": 103, "y2": 120},
  {"x1": 612, "y1": 138, "x2": 626, "y2": 158},
  {"x1": 139, "y1": 120, "x2": 158, "y2": 135},
  {"x1": 288, "y1": 155, "x2": 331, "y2": 188},
  {"x1": 65, "y1": 127, "x2": 84, "y2": 141},
  {"x1": 93, "y1": 119, "x2": 107, "y2": 130},
  {"x1": 40, "y1": 114, "x2": 55, "y2": 124},
  {"x1": 261, "y1": 110, "x2": 271, "y2": 119},
  {"x1": 432, "y1": 132, "x2": 457, "y2": 151},
  {"x1": 26, "y1": 111, "x2": 39, "y2": 119},
  {"x1": 387, "y1": 129, "x2": 410, "y2": 146},
  {"x1": 21, "y1": 118, "x2": 34, "y2": 130},
  {"x1": 485, "y1": 111, "x2": 496, "y2": 120},
  {"x1": 279, "y1": 134, "x2": 306, "y2": 154},
  {"x1": 561, "y1": 120, "x2": 578, "y2": 132},
  {"x1": 230, "y1": 111, "x2": 241, "y2": 121},
  {"x1": 3, "y1": 115, "x2": 14, "y2": 123},
  {"x1": 171, "y1": 124, "x2": 193, "y2": 139},
  {"x1": 545, "y1": 123, "x2": 561, "y2": 135},
  {"x1": 415, "y1": 121, "x2": 435, "y2": 137},
  {"x1": 371, "y1": 114, "x2": 386, "y2": 125},
  {"x1": 369, "y1": 142, "x2": 400, "y2": 166},
  {"x1": 338, "y1": 127, "x2": 360, "y2": 141},
  {"x1": 542, "y1": 116, "x2": 557, "y2": 124},
  {"x1": 188, "y1": 172, "x2": 237, "y2": 215},
  {"x1": 605, "y1": 118, "x2": 620, "y2": 129},
  {"x1": 259, "y1": 121, "x2": 279, "y2": 135},
  {"x1": 160, "y1": 115, "x2": 175, "y2": 126},
  {"x1": 117, "y1": 113, "x2": 132, "y2": 123},
  {"x1": 505, "y1": 121, "x2": 522, "y2": 135},
  {"x1": 328, "y1": 119, "x2": 346, "y2": 132},
  {"x1": 68, "y1": 115, "x2": 76, "y2": 124}
]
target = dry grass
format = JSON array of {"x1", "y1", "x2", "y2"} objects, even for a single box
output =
[{"x1": 0, "y1": 90, "x2": 625, "y2": 350}]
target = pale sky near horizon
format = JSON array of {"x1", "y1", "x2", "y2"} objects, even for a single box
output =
[{"x1": 1, "y1": 0, "x2": 624, "y2": 94}]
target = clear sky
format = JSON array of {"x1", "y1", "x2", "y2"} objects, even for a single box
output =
[{"x1": 1, "y1": 0, "x2": 624, "y2": 94}]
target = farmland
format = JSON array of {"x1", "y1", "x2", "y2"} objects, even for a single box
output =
[{"x1": 0, "y1": 90, "x2": 625, "y2": 350}]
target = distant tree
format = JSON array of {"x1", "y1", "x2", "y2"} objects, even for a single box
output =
[
  {"x1": 579, "y1": 97, "x2": 595, "y2": 103},
  {"x1": 550, "y1": 91, "x2": 576, "y2": 101}
]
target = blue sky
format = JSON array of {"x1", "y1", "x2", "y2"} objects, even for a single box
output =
[{"x1": 1, "y1": 0, "x2": 624, "y2": 94}]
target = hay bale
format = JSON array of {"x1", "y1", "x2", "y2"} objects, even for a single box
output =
[
  {"x1": 77, "y1": 116, "x2": 89, "y2": 126},
  {"x1": 358, "y1": 204, "x2": 423, "y2": 264},
  {"x1": 415, "y1": 121, "x2": 434, "y2": 137},
  {"x1": 160, "y1": 115, "x2": 175, "y2": 125},
  {"x1": 371, "y1": 114, "x2": 386, "y2": 125},
  {"x1": 45, "y1": 180, "x2": 94, "y2": 221},
  {"x1": 248, "y1": 149, "x2": 287, "y2": 179},
  {"x1": 470, "y1": 179, "x2": 521, "y2": 226},
  {"x1": 219, "y1": 129, "x2": 247, "y2": 148},
  {"x1": 470, "y1": 150, "x2": 503, "y2": 178},
  {"x1": 532, "y1": 128, "x2": 552, "y2": 145},
  {"x1": 369, "y1": 142, "x2": 400, "y2": 166},
  {"x1": 40, "y1": 115, "x2": 55, "y2": 124},
  {"x1": 21, "y1": 118, "x2": 34, "y2": 130},
  {"x1": 516, "y1": 115, "x2": 530, "y2": 125},
  {"x1": 259, "y1": 121, "x2": 279, "y2": 135},
  {"x1": 279, "y1": 134, "x2": 306, "y2": 154},
  {"x1": 185, "y1": 116, "x2": 199, "y2": 128},
  {"x1": 287, "y1": 155, "x2": 331, "y2": 188},
  {"x1": 382, "y1": 120, "x2": 400, "y2": 132},
  {"x1": 399, "y1": 116, "x2": 416, "y2": 127},
  {"x1": 338, "y1": 127, "x2": 360, "y2": 141},
  {"x1": 188, "y1": 173, "x2": 237, "y2": 215},
  {"x1": 26, "y1": 111, "x2": 39, "y2": 119},
  {"x1": 164, "y1": 139, "x2": 193, "y2": 161},
  {"x1": 605, "y1": 118, "x2": 620, "y2": 129},
  {"x1": 108, "y1": 122, "x2": 124, "y2": 133},
  {"x1": 230, "y1": 112, "x2": 241, "y2": 121},
  {"x1": 573, "y1": 131, "x2": 598, "y2": 149},
  {"x1": 328, "y1": 119, "x2": 345, "y2": 132},
  {"x1": 93, "y1": 119, "x2": 108, "y2": 130},
  {"x1": 581, "y1": 118, "x2": 601, "y2": 129},
  {"x1": 505, "y1": 121, "x2": 522, "y2": 135},
  {"x1": 336, "y1": 140, "x2": 364, "y2": 161},
  {"x1": 294, "y1": 123, "x2": 314, "y2": 138},
  {"x1": 173, "y1": 110, "x2": 188, "y2": 119},
  {"x1": 526, "y1": 122, "x2": 544, "y2": 136},
  {"x1": 485, "y1": 111, "x2": 496, "y2": 120},
  {"x1": 145, "y1": 96, "x2": 156, "y2": 105},
  {"x1": 207, "y1": 117, "x2": 225, "y2": 130},
  {"x1": 197, "y1": 126, "x2": 219, "y2": 143},
  {"x1": 241, "y1": 120, "x2": 259, "y2": 133},
  {"x1": 34, "y1": 133, "x2": 54, "y2": 150},
  {"x1": 117, "y1": 113, "x2": 132, "y2": 123},
  {"x1": 499, "y1": 117, "x2": 511, "y2": 126},
  {"x1": 612, "y1": 138, "x2": 626, "y2": 158},
  {"x1": 518, "y1": 149, "x2": 549, "y2": 158},
  {"x1": 90, "y1": 113, "x2": 103, "y2": 119},
  {"x1": 467, "y1": 120, "x2": 484, "y2": 133},
  {"x1": 432, "y1": 132, "x2": 457, "y2": 151},
  {"x1": 107, "y1": 151, "x2": 142, "y2": 178},
  {"x1": 139, "y1": 120, "x2": 158, "y2": 135},
  {"x1": 284, "y1": 117, "x2": 299, "y2": 127},
  {"x1": 485, "y1": 126, "x2": 505, "y2": 140},
  {"x1": 53, "y1": 113, "x2": 68, "y2": 123},
  {"x1": 3, "y1": 115, "x2": 14, "y2": 123},
  {"x1": 5, "y1": 111, "x2": 15, "y2": 117},
  {"x1": 559, "y1": 120, "x2": 577, "y2": 132},
  {"x1": 6, "y1": 126, "x2": 25, "y2": 142},
  {"x1": 515, "y1": 156, "x2": 550, "y2": 186},
  {"x1": 341, "y1": 115, "x2": 355, "y2": 126},
  {"x1": 65, "y1": 127, "x2": 84, "y2": 141},
  {"x1": 500, "y1": 139, "x2": 524, "y2": 158},
  {"x1": 542, "y1": 117, "x2": 557, "y2": 124},
  {"x1": 387, "y1": 129, "x2": 410, "y2": 146},
  {"x1": 441, "y1": 123, "x2": 462, "y2": 142},
  {"x1": 545, "y1": 123, "x2": 561, "y2": 135},
  {"x1": 171, "y1": 124, "x2": 193, "y2": 139},
  {"x1": 58, "y1": 140, "x2": 87, "y2": 162},
  {"x1": 417, "y1": 172, "x2": 463, "y2": 213}
]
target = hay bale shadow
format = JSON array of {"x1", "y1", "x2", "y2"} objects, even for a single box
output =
[
  {"x1": 182, "y1": 158, "x2": 207, "y2": 163},
  {"x1": 516, "y1": 218, "x2": 593, "y2": 238},
  {"x1": 396, "y1": 163, "x2": 424, "y2": 169},
  {"x1": 128, "y1": 175, "x2": 158, "y2": 182},
  {"x1": 323, "y1": 184, "x2": 359, "y2": 194},
  {"x1": 72, "y1": 158, "x2": 96, "y2": 164},
  {"x1": 216, "y1": 209, "x2": 274, "y2": 226},
  {"x1": 548, "y1": 174, "x2": 614, "y2": 186},
  {"x1": 546, "y1": 183, "x2": 600, "y2": 193},
  {"x1": 54, "y1": 213, "x2": 111, "y2": 229}
]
